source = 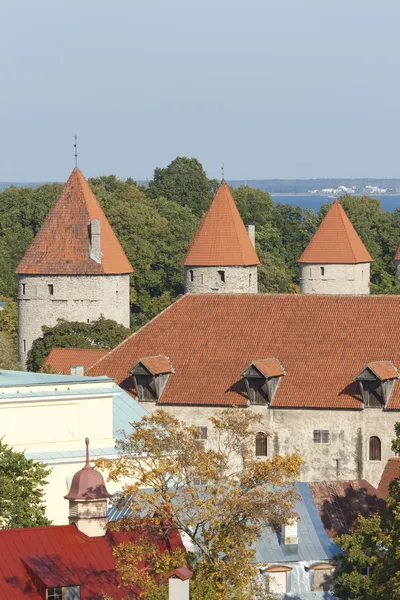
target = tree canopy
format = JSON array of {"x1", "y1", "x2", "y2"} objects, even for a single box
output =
[
  {"x1": 333, "y1": 422, "x2": 400, "y2": 600},
  {"x1": 27, "y1": 316, "x2": 131, "y2": 372},
  {"x1": 0, "y1": 438, "x2": 51, "y2": 528},
  {"x1": 97, "y1": 408, "x2": 302, "y2": 600}
]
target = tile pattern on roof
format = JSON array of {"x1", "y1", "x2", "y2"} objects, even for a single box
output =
[
  {"x1": 252, "y1": 358, "x2": 285, "y2": 378},
  {"x1": 298, "y1": 199, "x2": 373, "y2": 264},
  {"x1": 0, "y1": 525, "x2": 183, "y2": 599},
  {"x1": 183, "y1": 180, "x2": 260, "y2": 267},
  {"x1": 367, "y1": 361, "x2": 399, "y2": 381},
  {"x1": 139, "y1": 355, "x2": 174, "y2": 375},
  {"x1": 378, "y1": 457, "x2": 400, "y2": 497},
  {"x1": 89, "y1": 294, "x2": 400, "y2": 410},
  {"x1": 43, "y1": 347, "x2": 109, "y2": 374},
  {"x1": 16, "y1": 167, "x2": 133, "y2": 275},
  {"x1": 308, "y1": 480, "x2": 385, "y2": 538}
]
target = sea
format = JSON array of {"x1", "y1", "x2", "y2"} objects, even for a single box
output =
[{"x1": 270, "y1": 195, "x2": 400, "y2": 213}]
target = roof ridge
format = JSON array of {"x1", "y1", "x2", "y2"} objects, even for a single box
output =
[{"x1": 336, "y1": 200, "x2": 357, "y2": 262}]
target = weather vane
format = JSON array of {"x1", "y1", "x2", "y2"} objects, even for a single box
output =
[
  {"x1": 221, "y1": 163, "x2": 225, "y2": 180},
  {"x1": 74, "y1": 134, "x2": 78, "y2": 167}
]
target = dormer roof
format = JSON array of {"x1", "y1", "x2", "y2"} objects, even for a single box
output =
[
  {"x1": 138, "y1": 356, "x2": 174, "y2": 375},
  {"x1": 252, "y1": 359, "x2": 286, "y2": 378},
  {"x1": 16, "y1": 167, "x2": 133, "y2": 275},
  {"x1": 183, "y1": 180, "x2": 260, "y2": 267},
  {"x1": 356, "y1": 361, "x2": 399, "y2": 382},
  {"x1": 298, "y1": 199, "x2": 373, "y2": 264}
]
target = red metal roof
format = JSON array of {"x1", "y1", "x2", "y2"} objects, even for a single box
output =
[
  {"x1": 42, "y1": 348, "x2": 109, "y2": 374},
  {"x1": 378, "y1": 457, "x2": 400, "y2": 497},
  {"x1": 298, "y1": 199, "x2": 373, "y2": 264},
  {"x1": 0, "y1": 524, "x2": 183, "y2": 599},
  {"x1": 16, "y1": 167, "x2": 133, "y2": 275},
  {"x1": 183, "y1": 181, "x2": 260, "y2": 267},
  {"x1": 309, "y1": 480, "x2": 385, "y2": 538},
  {"x1": 88, "y1": 294, "x2": 400, "y2": 410}
]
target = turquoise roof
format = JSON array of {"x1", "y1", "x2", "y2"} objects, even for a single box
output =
[{"x1": 0, "y1": 369, "x2": 110, "y2": 387}]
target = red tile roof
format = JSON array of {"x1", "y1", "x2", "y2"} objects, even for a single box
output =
[
  {"x1": 139, "y1": 356, "x2": 174, "y2": 375},
  {"x1": 16, "y1": 167, "x2": 133, "y2": 275},
  {"x1": 252, "y1": 359, "x2": 285, "y2": 378},
  {"x1": 183, "y1": 181, "x2": 260, "y2": 267},
  {"x1": 298, "y1": 199, "x2": 373, "y2": 264},
  {"x1": 0, "y1": 524, "x2": 183, "y2": 599},
  {"x1": 88, "y1": 294, "x2": 400, "y2": 410},
  {"x1": 42, "y1": 348, "x2": 109, "y2": 374},
  {"x1": 366, "y1": 361, "x2": 399, "y2": 381},
  {"x1": 378, "y1": 457, "x2": 400, "y2": 497},
  {"x1": 309, "y1": 480, "x2": 385, "y2": 537}
]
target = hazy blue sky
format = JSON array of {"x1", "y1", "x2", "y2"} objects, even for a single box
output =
[{"x1": 1, "y1": 0, "x2": 400, "y2": 181}]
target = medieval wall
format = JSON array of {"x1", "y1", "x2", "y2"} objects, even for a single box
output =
[
  {"x1": 184, "y1": 265, "x2": 258, "y2": 294},
  {"x1": 146, "y1": 403, "x2": 397, "y2": 487},
  {"x1": 300, "y1": 263, "x2": 370, "y2": 295},
  {"x1": 17, "y1": 274, "x2": 130, "y2": 365}
]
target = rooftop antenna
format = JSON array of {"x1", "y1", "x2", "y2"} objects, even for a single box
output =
[
  {"x1": 74, "y1": 134, "x2": 78, "y2": 167},
  {"x1": 221, "y1": 163, "x2": 225, "y2": 181}
]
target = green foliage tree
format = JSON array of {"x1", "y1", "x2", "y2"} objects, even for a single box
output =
[
  {"x1": 27, "y1": 316, "x2": 131, "y2": 372},
  {"x1": 0, "y1": 332, "x2": 20, "y2": 370},
  {"x1": 333, "y1": 422, "x2": 400, "y2": 600},
  {"x1": 0, "y1": 438, "x2": 51, "y2": 528},
  {"x1": 146, "y1": 157, "x2": 215, "y2": 216}
]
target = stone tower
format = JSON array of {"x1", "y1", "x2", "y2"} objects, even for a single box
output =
[
  {"x1": 65, "y1": 438, "x2": 110, "y2": 536},
  {"x1": 16, "y1": 167, "x2": 133, "y2": 365},
  {"x1": 183, "y1": 180, "x2": 259, "y2": 293},
  {"x1": 298, "y1": 199, "x2": 373, "y2": 295}
]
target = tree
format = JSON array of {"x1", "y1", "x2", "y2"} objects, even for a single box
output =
[
  {"x1": 0, "y1": 438, "x2": 51, "y2": 528},
  {"x1": 146, "y1": 157, "x2": 215, "y2": 216},
  {"x1": 333, "y1": 422, "x2": 400, "y2": 600},
  {"x1": 97, "y1": 409, "x2": 302, "y2": 600},
  {"x1": 0, "y1": 333, "x2": 20, "y2": 370},
  {"x1": 27, "y1": 316, "x2": 132, "y2": 372}
]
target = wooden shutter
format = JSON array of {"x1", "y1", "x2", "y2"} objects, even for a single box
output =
[
  {"x1": 256, "y1": 433, "x2": 268, "y2": 456},
  {"x1": 369, "y1": 436, "x2": 381, "y2": 461}
]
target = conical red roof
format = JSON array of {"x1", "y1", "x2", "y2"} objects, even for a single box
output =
[
  {"x1": 183, "y1": 181, "x2": 260, "y2": 267},
  {"x1": 16, "y1": 167, "x2": 133, "y2": 275},
  {"x1": 298, "y1": 199, "x2": 373, "y2": 264}
]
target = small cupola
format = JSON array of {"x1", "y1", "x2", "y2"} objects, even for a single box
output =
[
  {"x1": 356, "y1": 361, "x2": 399, "y2": 408},
  {"x1": 64, "y1": 438, "x2": 110, "y2": 536},
  {"x1": 130, "y1": 355, "x2": 174, "y2": 402},
  {"x1": 241, "y1": 359, "x2": 285, "y2": 405}
]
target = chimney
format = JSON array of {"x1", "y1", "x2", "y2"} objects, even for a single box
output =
[
  {"x1": 90, "y1": 219, "x2": 102, "y2": 264},
  {"x1": 168, "y1": 567, "x2": 193, "y2": 600},
  {"x1": 282, "y1": 519, "x2": 298, "y2": 545},
  {"x1": 246, "y1": 224, "x2": 255, "y2": 247},
  {"x1": 70, "y1": 366, "x2": 85, "y2": 376}
]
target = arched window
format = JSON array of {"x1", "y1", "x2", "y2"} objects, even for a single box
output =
[
  {"x1": 369, "y1": 436, "x2": 381, "y2": 461},
  {"x1": 256, "y1": 432, "x2": 268, "y2": 457}
]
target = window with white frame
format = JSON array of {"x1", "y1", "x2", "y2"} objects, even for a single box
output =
[{"x1": 264, "y1": 568, "x2": 291, "y2": 594}]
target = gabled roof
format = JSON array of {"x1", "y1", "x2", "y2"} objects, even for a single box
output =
[
  {"x1": 378, "y1": 457, "x2": 400, "y2": 497},
  {"x1": 136, "y1": 355, "x2": 174, "y2": 375},
  {"x1": 298, "y1": 199, "x2": 373, "y2": 264},
  {"x1": 42, "y1": 348, "x2": 109, "y2": 374},
  {"x1": 183, "y1": 180, "x2": 260, "y2": 267},
  {"x1": 88, "y1": 294, "x2": 400, "y2": 410},
  {"x1": 16, "y1": 167, "x2": 133, "y2": 275},
  {"x1": 0, "y1": 524, "x2": 184, "y2": 599},
  {"x1": 252, "y1": 359, "x2": 285, "y2": 378},
  {"x1": 358, "y1": 361, "x2": 399, "y2": 381}
]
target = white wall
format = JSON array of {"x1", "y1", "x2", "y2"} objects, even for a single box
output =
[
  {"x1": 184, "y1": 265, "x2": 258, "y2": 294},
  {"x1": 300, "y1": 263, "x2": 370, "y2": 295}
]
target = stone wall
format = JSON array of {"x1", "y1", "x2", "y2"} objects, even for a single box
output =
[
  {"x1": 300, "y1": 263, "x2": 370, "y2": 295},
  {"x1": 144, "y1": 403, "x2": 398, "y2": 487},
  {"x1": 184, "y1": 265, "x2": 258, "y2": 294},
  {"x1": 17, "y1": 274, "x2": 130, "y2": 365}
]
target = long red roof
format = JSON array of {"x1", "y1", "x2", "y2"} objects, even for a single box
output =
[
  {"x1": 183, "y1": 181, "x2": 260, "y2": 266},
  {"x1": 88, "y1": 294, "x2": 400, "y2": 410},
  {"x1": 298, "y1": 199, "x2": 373, "y2": 264},
  {"x1": 16, "y1": 167, "x2": 133, "y2": 275},
  {"x1": 0, "y1": 524, "x2": 183, "y2": 599},
  {"x1": 42, "y1": 348, "x2": 109, "y2": 374}
]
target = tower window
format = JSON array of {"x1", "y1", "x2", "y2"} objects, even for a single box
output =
[
  {"x1": 255, "y1": 432, "x2": 268, "y2": 457},
  {"x1": 23, "y1": 339, "x2": 26, "y2": 353},
  {"x1": 190, "y1": 270, "x2": 194, "y2": 282},
  {"x1": 320, "y1": 267, "x2": 325, "y2": 276},
  {"x1": 48, "y1": 284, "x2": 54, "y2": 296},
  {"x1": 217, "y1": 270, "x2": 225, "y2": 282},
  {"x1": 22, "y1": 283, "x2": 26, "y2": 295},
  {"x1": 369, "y1": 436, "x2": 381, "y2": 461},
  {"x1": 249, "y1": 273, "x2": 252, "y2": 287}
]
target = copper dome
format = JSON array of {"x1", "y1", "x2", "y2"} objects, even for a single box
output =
[{"x1": 64, "y1": 438, "x2": 110, "y2": 500}]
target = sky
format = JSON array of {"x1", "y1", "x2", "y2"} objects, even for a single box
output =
[{"x1": 1, "y1": 0, "x2": 400, "y2": 181}]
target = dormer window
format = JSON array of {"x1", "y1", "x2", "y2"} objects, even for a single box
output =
[
  {"x1": 241, "y1": 359, "x2": 285, "y2": 405},
  {"x1": 130, "y1": 356, "x2": 174, "y2": 402},
  {"x1": 356, "y1": 361, "x2": 399, "y2": 408}
]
